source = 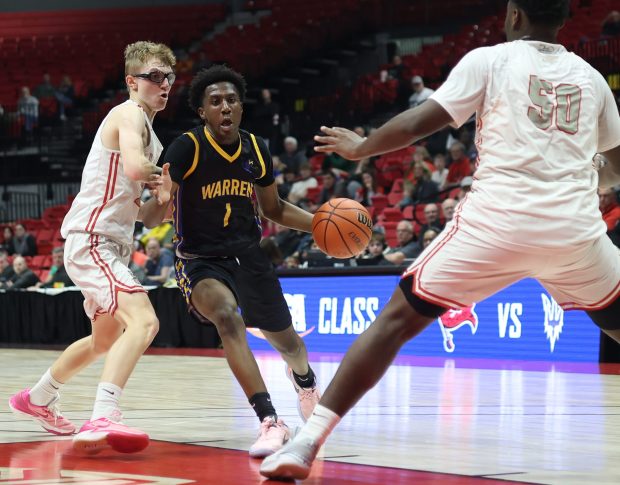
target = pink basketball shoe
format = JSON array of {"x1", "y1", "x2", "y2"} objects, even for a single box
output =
[
  {"x1": 72, "y1": 412, "x2": 149, "y2": 455},
  {"x1": 9, "y1": 389, "x2": 76, "y2": 435}
]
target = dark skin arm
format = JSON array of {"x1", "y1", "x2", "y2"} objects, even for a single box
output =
[
  {"x1": 314, "y1": 100, "x2": 455, "y2": 160},
  {"x1": 255, "y1": 182, "x2": 313, "y2": 233},
  {"x1": 599, "y1": 145, "x2": 620, "y2": 189}
]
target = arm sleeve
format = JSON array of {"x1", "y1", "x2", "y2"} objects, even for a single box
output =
[
  {"x1": 160, "y1": 133, "x2": 198, "y2": 185},
  {"x1": 594, "y1": 71, "x2": 620, "y2": 152},
  {"x1": 429, "y1": 47, "x2": 490, "y2": 128},
  {"x1": 252, "y1": 135, "x2": 276, "y2": 187}
]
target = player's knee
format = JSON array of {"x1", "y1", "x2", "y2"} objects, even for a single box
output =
[
  {"x1": 91, "y1": 334, "x2": 114, "y2": 355},
  {"x1": 210, "y1": 305, "x2": 243, "y2": 338},
  {"x1": 272, "y1": 330, "x2": 304, "y2": 357},
  {"x1": 143, "y1": 316, "x2": 160, "y2": 341}
]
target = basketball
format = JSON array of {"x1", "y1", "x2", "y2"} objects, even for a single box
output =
[{"x1": 312, "y1": 198, "x2": 373, "y2": 259}]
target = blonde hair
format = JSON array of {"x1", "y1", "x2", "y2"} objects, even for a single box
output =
[{"x1": 124, "y1": 41, "x2": 176, "y2": 76}]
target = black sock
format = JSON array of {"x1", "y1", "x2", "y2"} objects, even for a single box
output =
[
  {"x1": 292, "y1": 366, "x2": 316, "y2": 388},
  {"x1": 249, "y1": 392, "x2": 277, "y2": 422}
]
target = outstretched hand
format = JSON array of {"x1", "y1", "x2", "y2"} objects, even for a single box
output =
[
  {"x1": 149, "y1": 163, "x2": 172, "y2": 205},
  {"x1": 314, "y1": 125, "x2": 366, "y2": 160}
]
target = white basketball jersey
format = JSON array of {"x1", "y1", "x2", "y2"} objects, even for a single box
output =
[
  {"x1": 61, "y1": 100, "x2": 163, "y2": 245},
  {"x1": 431, "y1": 40, "x2": 620, "y2": 249}
]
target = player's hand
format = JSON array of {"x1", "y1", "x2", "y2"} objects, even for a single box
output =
[
  {"x1": 314, "y1": 126, "x2": 365, "y2": 160},
  {"x1": 149, "y1": 163, "x2": 172, "y2": 205}
]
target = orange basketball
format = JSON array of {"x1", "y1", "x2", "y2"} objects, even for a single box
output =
[{"x1": 312, "y1": 198, "x2": 373, "y2": 259}]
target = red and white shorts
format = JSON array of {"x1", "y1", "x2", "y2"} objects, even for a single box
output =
[
  {"x1": 64, "y1": 231, "x2": 146, "y2": 320},
  {"x1": 402, "y1": 220, "x2": 620, "y2": 312}
]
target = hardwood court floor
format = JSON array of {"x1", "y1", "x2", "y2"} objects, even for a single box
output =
[{"x1": 1, "y1": 348, "x2": 619, "y2": 484}]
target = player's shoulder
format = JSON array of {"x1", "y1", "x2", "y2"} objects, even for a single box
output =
[
  {"x1": 240, "y1": 129, "x2": 269, "y2": 151},
  {"x1": 173, "y1": 125, "x2": 203, "y2": 145}
]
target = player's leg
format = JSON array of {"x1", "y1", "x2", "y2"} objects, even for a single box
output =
[
  {"x1": 587, "y1": 295, "x2": 620, "y2": 342},
  {"x1": 73, "y1": 291, "x2": 158, "y2": 454},
  {"x1": 237, "y1": 243, "x2": 321, "y2": 422},
  {"x1": 260, "y1": 223, "x2": 532, "y2": 479},
  {"x1": 262, "y1": 326, "x2": 320, "y2": 422},
  {"x1": 260, "y1": 285, "x2": 440, "y2": 479},
  {"x1": 9, "y1": 309, "x2": 123, "y2": 436},
  {"x1": 189, "y1": 275, "x2": 289, "y2": 457}
]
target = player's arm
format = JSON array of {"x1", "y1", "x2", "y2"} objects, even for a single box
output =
[
  {"x1": 118, "y1": 104, "x2": 163, "y2": 181},
  {"x1": 139, "y1": 176, "x2": 178, "y2": 229},
  {"x1": 315, "y1": 48, "x2": 488, "y2": 160},
  {"x1": 315, "y1": 101, "x2": 454, "y2": 160},
  {"x1": 255, "y1": 182, "x2": 313, "y2": 233},
  {"x1": 140, "y1": 134, "x2": 195, "y2": 228},
  {"x1": 598, "y1": 145, "x2": 620, "y2": 188}
]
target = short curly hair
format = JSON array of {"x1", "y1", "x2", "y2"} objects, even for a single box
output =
[
  {"x1": 188, "y1": 64, "x2": 247, "y2": 113},
  {"x1": 512, "y1": 0, "x2": 570, "y2": 27}
]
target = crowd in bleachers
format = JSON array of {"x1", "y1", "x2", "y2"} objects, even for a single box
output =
[{"x1": 1, "y1": 0, "x2": 620, "y2": 287}]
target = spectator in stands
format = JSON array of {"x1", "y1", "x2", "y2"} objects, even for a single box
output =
[
  {"x1": 3, "y1": 255, "x2": 39, "y2": 290},
  {"x1": 176, "y1": 51, "x2": 194, "y2": 75},
  {"x1": 441, "y1": 198, "x2": 457, "y2": 223},
  {"x1": 2, "y1": 226, "x2": 16, "y2": 255},
  {"x1": 353, "y1": 126, "x2": 366, "y2": 138},
  {"x1": 356, "y1": 170, "x2": 383, "y2": 207},
  {"x1": 417, "y1": 203, "x2": 444, "y2": 238},
  {"x1": 260, "y1": 236, "x2": 284, "y2": 268},
  {"x1": 273, "y1": 224, "x2": 305, "y2": 260},
  {"x1": 601, "y1": 10, "x2": 620, "y2": 37},
  {"x1": 193, "y1": 51, "x2": 211, "y2": 73},
  {"x1": 34, "y1": 74, "x2": 56, "y2": 99},
  {"x1": 317, "y1": 170, "x2": 346, "y2": 205},
  {"x1": 404, "y1": 161, "x2": 439, "y2": 203},
  {"x1": 421, "y1": 228, "x2": 440, "y2": 249},
  {"x1": 288, "y1": 162, "x2": 318, "y2": 204},
  {"x1": 55, "y1": 75, "x2": 75, "y2": 121},
  {"x1": 384, "y1": 220, "x2": 420, "y2": 265},
  {"x1": 17, "y1": 87, "x2": 39, "y2": 135},
  {"x1": 0, "y1": 248, "x2": 15, "y2": 285},
  {"x1": 253, "y1": 88, "x2": 281, "y2": 149},
  {"x1": 599, "y1": 188, "x2": 620, "y2": 233},
  {"x1": 139, "y1": 221, "x2": 174, "y2": 250},
  {"x1": 31, "y1": 246, "x2": 74, "y2": 289},
  {"x1": 408, "y1": 76, "x2": 435, "y2": 109},
  {"x1": 277, "y1": 167, "x2": 296, "y2": 200},
  {"x1": 357, "y1": 233, "x2": 393, "y2": 266},
  {"x1": 323, "y1": 149, "x2": 357, "y2": 176},
  {"x1": 445, "y1": 141, "x2": 472, "y2": 188},
  {"x1": 11, "y1": 223, "x2": 37, "y2": 257},
  {"x1": 281, "y1": 254, "x2": 300, "y2": 269},
  {"x1": 431, "y1": 153, "x2": 449, "y2": 190},
  {"x1": 280, "y1": 136, "x2": 306, "y2": 176},
  {"x1": 142, "y1": 238, "x2": 174, "y2": 287}
]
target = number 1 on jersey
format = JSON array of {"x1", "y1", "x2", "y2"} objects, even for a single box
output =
[
  {"x1": 223, "y1": 203, "x2": 231, "y2": 227},
  {"x1": 527, "y1": 75, "x2": 581, "y2": 134}
]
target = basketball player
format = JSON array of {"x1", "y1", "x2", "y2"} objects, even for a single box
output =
[
  {"x1": 9, "y1": 41, "x2": 176, "y2": 454},
  {"x1": 142, "y1": 65, "x2": 321, "y2": 458},
  {"x1": 261, "y1": 0, "x2": 620, "y2": 478}
]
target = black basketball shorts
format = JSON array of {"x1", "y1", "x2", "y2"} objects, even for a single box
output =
[{"x1": 174, "y1": 244, "x2": 292, "y2": 332}]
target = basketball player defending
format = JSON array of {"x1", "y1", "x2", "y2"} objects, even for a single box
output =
[
  {"x1": 261, "y1": 0, "x2": 620, "y2": 478},
  {"x1": 9, "y1": 41, "x2": 176, "y2": 454},
  {"x1": 140, "y1": 65, "x2": 321, "y2": 457}
]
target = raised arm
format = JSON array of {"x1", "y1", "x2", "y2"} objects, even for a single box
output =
[{"x1": 314, "y1": 100, "x2": 454, "y2": 161}]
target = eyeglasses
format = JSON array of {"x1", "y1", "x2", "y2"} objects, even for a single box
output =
[{"x1": 133, "y1": 70, "x2": 176, "y2": 86}]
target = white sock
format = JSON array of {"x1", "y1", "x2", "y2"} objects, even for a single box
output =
[
  {"x1": 91, "y1": 382, "x2": 123, "y2": 421},
  {"x1": 30, "y1": 369, "x2": 64, "y2": 406},
  {"x1": 296, "y1": 404, "x2": 341, "y2": 445}
]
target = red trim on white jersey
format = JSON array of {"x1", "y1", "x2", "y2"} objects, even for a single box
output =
[
  {"x1": 401, "y1": 198, "x2": 470, "y2": 309},
  {"x1": 85, "y1": 153, "x2": 120, "y2": 233},
  {"x1": 88, "y1": 234, "x2": 144, "y2": 315},
  {"x1": 560, "y1": 279, "x2": 620, "y2": 311}
]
